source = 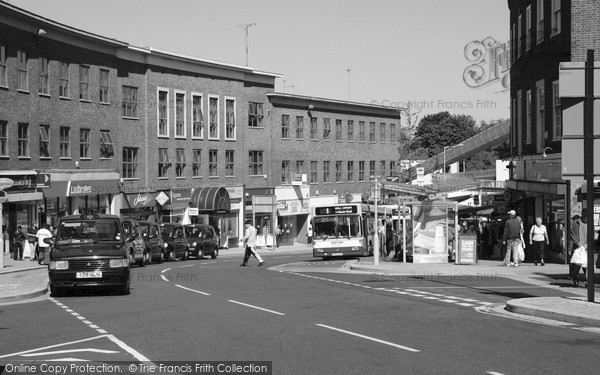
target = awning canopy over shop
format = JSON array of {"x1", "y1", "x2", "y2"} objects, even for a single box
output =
[
  {"x1": 505, "y1": 180, "x2": 566, "y2": 197},
  {"x1": 191, "y1": 186, "x2": 231, "y2": 212}
]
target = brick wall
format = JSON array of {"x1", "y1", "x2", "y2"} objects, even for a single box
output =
[{"x1": 571, "y1": 0, "x2": 600, "y2": 61}]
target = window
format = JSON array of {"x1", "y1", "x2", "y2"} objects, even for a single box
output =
[
  {"x1": 249, "y1": 151, "x2": 263, "y2": 176},
  {"x1": 17, "y1": 50, "x2": 28, "y2": 91},
  {"x1": 335, "y1": 161, "x2": 343, "y2": 182},
  {"x1": 248, "y1": 102, "x2": 264, "y2": 127},
  {"x1": 323, "y1": 161, "x2": 331, "y2": 183},
  {"x1": 282, "y1": 160, "x2": 291, "y2": 184},
  {"x1": 552, "y1": 80, "x2": 562, "y2": 140},
  {"x1": 310, "y1": 161, "x2": 318, "y2": 184},
  {"x1": 536, "y1": 80, "x2": 545, "y2": 152},
  {"x1": 0, "y1": 45, "x2": 6, "y2": 87},
  {"x1": 347, "y1": 120, "x2": 354, "y2": 141},
  {"x1": 517, "y1": 90, "x2": 523, "y2": 155},
  {"x1": 347, "y1": 161, "x2": 354, "y2": 182},
  {"x1": 225, "y1": 98, "x2": 236, "y2": 140},
  {"x1": 209, "y1": 96, "x2": 219, "y2": 139},
  {"x1": 158, "y1": 89, "x2": 169, "y2": 137},
  {"x1": 174, "y1": 91, "x2": 186, "y2": 138},
  {"x1": 59, "y1": 62, "x2": 69, "y2": 97},
  {"x1": 39, "y1": 125, "x2": 50, "y2": 158},
  {"x1": 281, "y1": 115, "x2": 290, "y2": 138},
  {"x1": 99, "y1": 69, "x2": 109, "y2": 103},
  {"x1": 158, "y1": 148, "x2": 170, "y2": 178},
  {"x1": 296, "y1": 160, "x2": 304, "y2": 175},
  {"x1": 80, "y1": 128, "x2": 90, "y2": 158},
  {"x1": 369, "y1": 161, "x2": 376, "y2": 178},
  {"x1": 359, "y1": 161, "x2": 365, "y2": 182},
  {"x1": 369, "y1": 122, "x2": 376, "y2": 142},
  {"x1": 192, "y1": 149, "x2": 202, "y2": 177},
  {"x1": 225, "y1": 150, "x2": 234, "y2": 176},
  {"x1": 335, "y1": 119, "x2": 342, "y2": 141},
  {"x1": 296, "y1": 116, "x2": 304, "y2": 139},
  {"x1": 122, "y1": 86, "x2": 138, "y2": 118},
  {"x1": 517, "y1": 14, "x2": 522, "y2": 57},
  {"x1": 390, "y1": 124, "x2": 396, "y2": 142},
  {"x1": 380, "y1": 123, "x2": 386, "y2": 142},
  {"x1": 310, "y1": 117, "x2": 318, "y2": 140},
  {"x1": 390, "y1": 161, "x2": 396, "y2": 176},
  {"x1": 526, "y1": 90, "x2": 532, "y2": 144},
  {"x1": 175, "y1": 148, "x2": 186, "y2": 177},
  {"x1": 537, "y1": 0, "x2": 545, "y2": 44},
  {"x1": 359, "y1": 121, "x2": 365, "y2": 142},
  {"x1": 323, "y1": 118, "x2": 331, "y2": 140},
  {"x1": 209, "y1": 149, "x2": 218, "y2": 177},
  {"x1": 17, "y1": 123, "x2": 29, "y2": 157},
  {"x1": 525, "y1": 5, "x2": 532, "y2": 51},
  {"x1": 122, "y1": 147, "x2": 139, "y2": 179},
  {"x1": 192, "y1": 94, "x2": 204, "y2": 139},
  {"x1": 100, "y1": 131, "x2": 114, "y2": 158},
  {"x1": 79, "y1": 65, "x2": 90, "y2": 100},
  {"x1": 39, "y1": 58, "x2": 49, "y2": 95},
  {"x1": 551, "y1": 0, "x2": 561, "y2": 36},
  {"x1": 511, "y1": 23, "x2": 516, "y2": 63},
  {"x1": 59, "y1": 127, "x2": 70, "y2": 158},
  {"x1": 0, "y1": 121, "x2": 7, "y2": 156},
  {"x1": 380, "y1": 161, "x2": 386, "y2": 177}
]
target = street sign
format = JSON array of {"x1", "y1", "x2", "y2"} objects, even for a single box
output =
[
  {"x1": 34, "y1": 173, "x2": 51, "y2": 188},
  {"x1": 188, "y1": 207, "x2": 199, "y2": 216},
  {"x1": 0, "y1": 190, "x2": 7, "y2": 203},
  {"x1": 0, "y1": 177, "x2": 14, "y2": 190},
  {"x1": 155, "y1": 191, "x2": 169, "y2": 206}
]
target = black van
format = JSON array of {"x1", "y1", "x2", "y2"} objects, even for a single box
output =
[{"x1": 46, "y1": 213, "x2": 131, "y2": 296}]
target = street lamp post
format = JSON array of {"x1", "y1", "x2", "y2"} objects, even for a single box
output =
[{"x1": 372, "y1": 176, "x2": 380, "y2": 266}]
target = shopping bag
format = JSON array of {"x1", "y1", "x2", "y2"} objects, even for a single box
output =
[
  {"x1": 518, "y1": 246, "x2": 525, "y2": 262},
  {"x1": 22, "y1": 240, "x2": 32, "y2": 259},
  {"x1": 570, "y1": 246, "x2": 587, "y2": 265}
]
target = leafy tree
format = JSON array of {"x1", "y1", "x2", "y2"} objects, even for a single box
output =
[{"x1": 412, "y1": 112, "x2": 477, "y2": 156}]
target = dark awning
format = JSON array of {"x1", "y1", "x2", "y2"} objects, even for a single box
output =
[{"x1": 191, "y1": 186, "x2": 231, "y2": 212}]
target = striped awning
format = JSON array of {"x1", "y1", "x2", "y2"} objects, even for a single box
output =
[{"x1": 191, "y1": 186, "x2": 231, "y2": 212}]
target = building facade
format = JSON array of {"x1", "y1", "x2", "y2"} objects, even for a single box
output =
[{"x1": 507, "y1": 0, "x2": 600, "y2": 252}]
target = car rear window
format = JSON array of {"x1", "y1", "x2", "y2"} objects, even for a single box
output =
[{"x1": 57, "y1": 219, "x2": 121, "y2": 242}]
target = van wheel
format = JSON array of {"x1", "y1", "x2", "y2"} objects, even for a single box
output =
[
  {"x1": 211, "y1": 249, "x2": 218, "y2": 259},
  {"x1": 158, "y1": 251, "x2": 164, "y2": 264},
  {"x1": 182, "y1": 251, "x2": 189, "y2": 261},
  {"x1": 144, "y1": 250, "x2": 151, "y2": 265},
  {"x1": 121, "y1": 278, "x2": 130, "y2": 295},
  {"x1": 169, "y1": 250, "x2": 175, "y2": 261}
]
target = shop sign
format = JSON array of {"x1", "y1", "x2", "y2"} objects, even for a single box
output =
[
  {"x1": 35, "y1": 173, "x2": 51, "y2": 189},
  {"x1": 188, "y1": 207, "x2": 199, "y2": 216},
  {"x1": 155, "y1": 191, "x2": 170, "y2": 206},
  {"x1": 225, "y1": 186, "x2": 244, "y2": 199},
  {"x1": 1, "y1": 175, "x2": 35, "y2": 192},
  {"x1": 277, "y1": 199, "x2": 310, "y2": 216},
  {"x1": 124, "y1": 192, "x2": 157, "y2": 208},
  {"x1": 67, "y1": 179, "x2": 120, "y2": 196},
  {"x1": 171, "y1": 188, "x2": 191, "y2": 204}
]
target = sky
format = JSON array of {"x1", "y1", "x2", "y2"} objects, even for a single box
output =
[{"x1": 9, "y1": 0, "x2": 510, "y2": 125}]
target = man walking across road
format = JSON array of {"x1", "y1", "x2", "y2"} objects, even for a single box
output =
[
  {"x1": 240, "y1": 220, "x2": 264, "y2": 267},
  {"x1": 502, "y1": 210, "x2": 521, "y2": 267}
]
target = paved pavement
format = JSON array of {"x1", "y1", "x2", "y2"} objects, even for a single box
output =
[{"x1": 2, "y1": 245, "x2": 600, "y2": 329}]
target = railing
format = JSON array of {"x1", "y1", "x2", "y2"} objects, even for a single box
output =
[{"x1": 433, "y1": 169, "x2": 496, "y2": 183}]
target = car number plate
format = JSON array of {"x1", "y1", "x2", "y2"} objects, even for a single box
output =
[
  {"x1": 76, "y1": 271, "x2": 102, "y2": 278},
  {"x1": 332, "y1": 252, "x2": 343, "y2": 256}
]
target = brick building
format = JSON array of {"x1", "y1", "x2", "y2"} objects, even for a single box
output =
[
  {"x1": 507, "y1": 0, "x2": 600, "y2": 252},
  {"x1": 0, "y1": 2, "x2": 402, "y2": 247}
]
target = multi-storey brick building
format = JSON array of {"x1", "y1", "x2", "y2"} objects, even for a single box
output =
[
  {"x1": 0, "y1": 1, "x2": 401, "y2": 247},
  {"x1": 507, "y1": 0, "x2": 600, "y2": 247}
]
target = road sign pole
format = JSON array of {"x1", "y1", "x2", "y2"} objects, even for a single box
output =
[
  {"x1": 0, "y1": 191, "x2": 5, "y2": 270},
  {"x1": 584, "y1": 49, "x2": 595, "y2": 302},
  {"x1": 373, "y1": 177, "x2": 379, "y2": 266}
]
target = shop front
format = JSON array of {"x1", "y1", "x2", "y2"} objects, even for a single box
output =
[
  {"x1": 275, "y1": 185, "x2": 310, "y2": 246},
  {"x1": 120, "y1": 192, "x2": 158, "y2": 221},
  {"x1": 245, "y1": 187, "x2": 276, "y2": 235},
  {"x1": 158, "y1": 187, "x2": 192, "y2": 223},
  {"x1": 190, "y1": 185, "x2": 237, "y2": 247}
]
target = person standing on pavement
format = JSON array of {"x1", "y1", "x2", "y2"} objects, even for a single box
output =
[
  {"x1": 240, "y1": 220, "x2": 264, "y2": 267},
  {"x1": 36, "y1": 224, "x2": 53, "y2": 265},
  {"x1": 529, "y1": 217, "x2": 549, "y2": 266},
  {"x1": 13, "y1": 226, "x2": 26, "y2": 260},
  {"x1": 569, "y1": 215, "x2": 587, "y2": 287},
  {"x1": 307, "y1": 225, "x2": 313, "y2": 245},
  {"x1": 502, "y1": 210, "x2": 521, "y2": 267}
]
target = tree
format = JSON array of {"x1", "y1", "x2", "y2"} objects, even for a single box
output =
[{"x1": 412, "y1": 112, "x2": 478, "y2": 156}]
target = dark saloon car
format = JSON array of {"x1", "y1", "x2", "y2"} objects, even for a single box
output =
[
  {"x1": 46, "y1": 213, "x2": 131, "y2": 296},
  {"x1": 121, "y1": 218, "x2": 146, "y2": 267},
  {"x1": 160, "y1": 223, "x2": 189, "y2": 261},
  {"x1": 184, "y1": 224, "x2": 219, "y2": 259},
  {"x1": 139, "y1": 221, "x2": 166, "y2": 263}
]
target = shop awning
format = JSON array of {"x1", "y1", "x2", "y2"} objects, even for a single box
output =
[
  {"x1": 191, "y1": 186, "x2": 231, "y2": 212},
  {"x1": 43, "y1": 171, "x2": 120, "y2": 198}
]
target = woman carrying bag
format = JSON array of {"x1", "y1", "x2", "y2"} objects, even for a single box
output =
[{"x1": 530, "y1": 217, "x2": 549, "y2": 266}]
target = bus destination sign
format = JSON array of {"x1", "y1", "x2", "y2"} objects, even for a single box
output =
[{"x1": 315, "y1": 205, "x2": 358, "y2": 216}]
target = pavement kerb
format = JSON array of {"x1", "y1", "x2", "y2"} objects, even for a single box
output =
[
  {"x1": 0, "y1": 275, "x2": 49, "y2": 304},
  {"x1": 505, "y1": 297, "x2": 600, "y2": 328},
  {"x1": 0, "y1": 265, "x2": 47, "y2": 275}
]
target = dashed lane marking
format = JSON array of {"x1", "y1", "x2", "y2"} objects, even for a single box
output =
[
  {"x1": 316, "y1": 324, "x2": 420, "y2": 353},
  {"x1": 21, "y1": 348, "x2": 121, "y2": 357},
  {"x1": 178, "y1": 264, "x2": 195, "y2": 268},
  {"x1": 228, "y1": 300, "x2": 286, "y2": 316},
  {"x1": 175, "y1": 284, "x2": 211, "y2": 296}
]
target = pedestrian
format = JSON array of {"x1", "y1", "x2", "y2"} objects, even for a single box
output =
[
  {"x1": 569, "y1": 215, "x2": 588, "y2": 287},
  {"x1": 529, "y1": 217, "x2": 549, "y2": 266},
  {"x1": 307, "y1": 225, "x2": 313, "y2": 245},
  {"x1": 240, "y1": 220, "x2": 264, "y2": 267},
  {"x1": 13, "y1": 226, "x2": 26, "y2": 260},
  {"x1": 36, "y1": 224, "x2": 53, "y2": 265},
  {"x1": 274, "y1": 226, "x2": 282, "y2": 247},
  {"x1": 502, "y1": 210, "x2": 521, "y2": 267}
]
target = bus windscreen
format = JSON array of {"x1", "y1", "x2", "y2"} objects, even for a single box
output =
[{"x1": 313, "y1": 215, "x2": 361, "y2": 239}]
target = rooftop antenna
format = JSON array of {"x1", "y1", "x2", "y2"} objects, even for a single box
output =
[
  {"x1": 236, "y1": 23, "x2": 256, "y2": 66},
  {"x1": 346, "y1": 69, "x2": 352, "y2": 100}
]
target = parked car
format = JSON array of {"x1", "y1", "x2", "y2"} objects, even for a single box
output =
[
  {"x1": 160, "y1": 223, "x2": 189, "y2": 261},
  {"x1": 121, "y1": 218, "x2": 146, "y2": 267},
  {"x1": 46, "y1": 213, "x2": 131, "y2": 296},
  {"x1": 139, "y1": 221, "x2": 166, "y2": 264},
  {"x1": 184, "y1": 224, "x2": 219, "y2": 259}
]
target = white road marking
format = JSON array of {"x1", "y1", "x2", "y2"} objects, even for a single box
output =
[
  {"x1": 96, "y1": 329, "x2": 107, "y2": 334},
  {"x1": 439, "y1": 299, "x2": 458, "y2": 303},
  {"x1": 0, "y1": 335, "x2": 109, "y2": 358},
  {"x1": 47, "y1": 358, "x2": 89, "y2": 362},
  {"x1": 316, "y1": 324, "x2": 420, "y2": 353},
  {"x1": 161, "y1": 268, "x2": 172, "y2": 273},
  {"x1": 456, "y1": 303, "x2": 475, "y2": 307},
  {"x1": 228, "y1": 300, "x2": 286, "y2": 316},
  {"x1": 22, "y1": 348, "x2": 120, "y2": 356},
  {"x1": 175, "y1": 284, "x2": 211, "y2": 296},
  {"x1": 106, "y1": 334, "x2": 152, "y2": 362},
  {"x1": 160, "y1": 275, "x2": 169, "y2": 281},
  {"x1": 178, "y1": 264, "x2": 194, "y2": 268},
  {"x1": 487, "y1": 372, "x2": 506, "y2": 375}
]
